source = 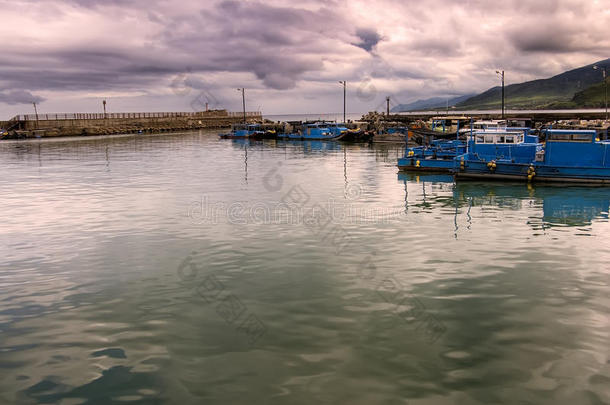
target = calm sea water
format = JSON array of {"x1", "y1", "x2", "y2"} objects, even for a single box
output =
[{"x1": 0, "y1": 130, "x2": 609, "y2": 405}]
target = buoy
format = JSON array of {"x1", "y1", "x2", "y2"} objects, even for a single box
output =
[{"x1": 416, "y1": 160, "x2": 420, "y2": 168}]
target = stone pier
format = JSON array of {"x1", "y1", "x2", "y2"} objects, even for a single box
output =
[{"x1": 1, "y1": 110, "x2": 262, "y2": 138}]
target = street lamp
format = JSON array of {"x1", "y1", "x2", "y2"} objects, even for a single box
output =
[
  {"x1": 32, "y1": 101, "x2": 39, "y2": 129},
  {"x1": 593, "y1": 65, "x2": 608, "y2": 121},
  {"x1": 237, "y1": 88, "x2": 246, "y2": 124},
  {"x1": 496, "y1": 70, "x2": 505, "y2": 119},
  {"x1": 338, "y1": 81, "x2": 346, "y2": 123}
]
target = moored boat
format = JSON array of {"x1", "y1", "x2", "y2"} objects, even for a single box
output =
[
  {"x1": 399, "y1": 127, "x2": 537, "y2": 173},
  {"x1": 398, "y1": 139, "x2": 466, "y2": 172},
  {"x1": 278, "y1": 121, "x2": 372, "y2": 142},
  {"x1": 219, "y1": 123, "x2": 266, "y2": 139},
  {"x1": 455, "y1": 129, "x2": 610, "y2": 184}
]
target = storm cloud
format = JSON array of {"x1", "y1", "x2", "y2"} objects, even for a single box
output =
[
  {"x1": 354, "y1": 28, "x2": 382, "y2": 52},
  {"x1": 0, "y1": 0, "x2": 609, "y2": 116},
  {"x1": 0, "y1": 90, "x2": 46, "y2": 105}
]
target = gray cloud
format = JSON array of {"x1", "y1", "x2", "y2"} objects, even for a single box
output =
[
  {"x1": 0, "y1": 0, "x2": 609, "y2": 115},
  {"x1": 353, "y1": 28, "x2": 382, "y2": 52},
  {"x1": 0, "y1": 90, "x2": 46, "y2": 105}
]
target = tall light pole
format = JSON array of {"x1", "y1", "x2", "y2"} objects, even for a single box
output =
[
  {"x1": 32, "y1": 102, "x2": 39, "y2": 129},
  {"x1": 339, "y1": 81, "x2": 346, "y2": 123},
  {"x1": 593, "y1": 65, "x2": 608, "y2": 121},
  {"x1": 102, "y1": 99, "x2": 107, "y2": 118},
  {"x1": 496, "y1": 70, "x2": 505, "y2": 119},
  {"x1": 237, "y1": 88, "x2": 246, "y2": 124}
]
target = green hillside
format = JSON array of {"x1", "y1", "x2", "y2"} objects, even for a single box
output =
[
  {"x1": 456, "y1": 58, "x2": 610, "y2": 110},
  {"x1": 571, "y1": 81, "x2": 608, "y2": 107}
]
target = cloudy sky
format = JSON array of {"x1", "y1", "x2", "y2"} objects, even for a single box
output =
[{"x1": 1, "y1": 0, "x2": 609, "y2": 118}]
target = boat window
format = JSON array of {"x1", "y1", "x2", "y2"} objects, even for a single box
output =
[
  {"x1": 505, "y1": 136, "x2": 515, "y2": 144},
  {"x1": 476, "y1": 135, "x2": 485, "y2": 143},
  {"x1": 571, "y1": 133, "x2": 593, "y2": 142},
  {"x1": 549, "y1": 133, "x2": 571, "y2": 141},
  {"x1": 498, "y1": 136, "x2": 505, "y2": 143},
  {"x1": 484, "y1": 135, "x2": 495, "y2": 144}
]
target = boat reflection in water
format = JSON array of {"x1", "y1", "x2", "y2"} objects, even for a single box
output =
[
  {"x1": 229, "y1": 138, "x2": 343, "y2": 154},
  {"x1": 398, "y1": 172, "x2": 610, "y2": 229}
]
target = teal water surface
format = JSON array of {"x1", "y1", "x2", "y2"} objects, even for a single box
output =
[{"x1": 0, "y1": 130, "x2": 609, "y2": 404}]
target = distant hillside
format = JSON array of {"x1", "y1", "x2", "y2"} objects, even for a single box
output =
[
  {"x1": 571, "y1": 81, "x2": 608, "y2": 107},
  {"x1": 391, "y1": 94, "x2": 474, "y2": 112},
  {"x1": 456, "y1": 58, "x2": 610, "y2": 110}
]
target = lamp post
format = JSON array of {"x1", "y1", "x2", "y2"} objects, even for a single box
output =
[
  {"x1": 32, "y1": 102, "x2": 39, "y2": 129},
  {"x1": 338, "y1": 81, "x2": 346, "y2": 123},
  {"x1": 593, "y1": 65, "x2": 608, "y2": 121},
  {"x1": 237, "y1": 88, "x2": 246, "y2": 124},
  {"x1": 102, "y1": 99, "x2": 107, "y2": 118},
  {"x1": 496, "y1": 70, "x2": 505, "y2": 119}
]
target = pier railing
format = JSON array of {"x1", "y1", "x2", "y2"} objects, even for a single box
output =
[{"x1": 12, "y1": 111, "x2": 261, "y2": 121}]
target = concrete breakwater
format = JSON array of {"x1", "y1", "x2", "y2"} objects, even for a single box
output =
[{"x1": 0, "y1": 110, "x2": 262, "y2": 139}]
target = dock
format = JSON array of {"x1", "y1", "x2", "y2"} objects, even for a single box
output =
[
  {"x1": 0, "y1": 110, "x2": 262, "y2": 139},
  {"x1": 362, "y1": 110, "x2": 610, "y2": 127}
]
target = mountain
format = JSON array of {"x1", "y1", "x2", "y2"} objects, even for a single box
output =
[
  {"x1": 569, "y1": 81, "x2": 608, "y2": 108},
  {"x1": 456, "y1": 58, "x2": 610, "y2": 110},
  {"x1": 391, "y1": 94, "x2": 474, "y2": 112}
]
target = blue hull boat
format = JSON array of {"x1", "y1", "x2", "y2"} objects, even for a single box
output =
[
  {"x1": 278, "y1": 122, "x2": 370, "y2": 142},
  {"x1": 398, "y1": 139, "x2": 466, "y2": 172},
  {"x1": 456, "y1": 130, "x2": 610, "y2": 184},
  {"x1": 219, "y1": 123, "x2": 266, "y2": 139},
  {"x1": 398, "y1": 126, "x2": 535, "y2": 173}
]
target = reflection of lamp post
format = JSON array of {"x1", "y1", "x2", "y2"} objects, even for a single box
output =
[
  {"x1": 593, "y1": 65, "x2": 608, "y2": 120},
  {"x1": 338, "y1": 81, "x2": 346, "y2": 123},
  {"x1": 496, "y1": 70, "x2": 505, "y2": 119}
]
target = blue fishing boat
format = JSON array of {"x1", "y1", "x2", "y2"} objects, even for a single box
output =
[
  {"x1": 278, "y1": 122, "x2": 371, "y2": 142},
  {"x1": 398, "y1": 139, "x2": 466, "y2": 172},
  {"x1": 219, "y1": 123, "x2": 266, "y2": 139},
  {"x1": 277, "y1": 122, "x2": 334, "y2": 140},
  {"x1": 455, "y1": 129, "x2": 610, "y2": 184},
  {"x1": 399, "y1": 126, "x2": 537, "y2": 172}
]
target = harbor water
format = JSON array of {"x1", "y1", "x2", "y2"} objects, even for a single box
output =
[{"x1": 0, "y1": 130, "x2": 609, "y2": 404}]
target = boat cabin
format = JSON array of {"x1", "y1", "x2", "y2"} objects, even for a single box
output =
[
  {"x1": 538, "y1": 130, "x2": 610, "y2": 167},
  {"x1": 472, "y1": 120, "x2": 507, "y2": 131},
  {"x1": 467, "y1": 130, "x2": 541, "y2": 163},
  {"x1": 325, "y1": 122, "x2": 348, "y2": 135},
  {"x1": 474, "y1": 131, "x2": 524, "y2": 144},
  {"x1": 302, "y1": 123, "x2": 332, "y2": 137},
  {"x1": 429, "y1": 116, "x2": 469, "y2": 133}
]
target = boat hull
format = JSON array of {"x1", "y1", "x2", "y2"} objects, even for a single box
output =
[
  {"x1": 455, "y1": 161, "x2": 610, "y2": 184},
  {"x1": 397, "y1": 156, "x2": 456, "y2": 172}
]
